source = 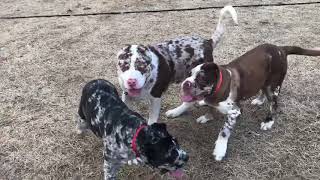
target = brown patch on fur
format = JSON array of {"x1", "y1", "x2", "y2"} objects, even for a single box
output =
[
  {"x1": 149, "y1": 47, "x2": 174, "y2": 98},
  {"x1": 184, "y1": 45, "x2": 194, "y2": 58},
  {"x1": 203, "y1": 44, "x2": 320, "y2": 104}
]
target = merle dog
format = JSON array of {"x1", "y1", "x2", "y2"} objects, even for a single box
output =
[
  {"x1": 117, "y1": 6, "x2": 238, "y2": 125},
  {"x1": 166, "y1": 44, "x2": 320, "y2": 161},
  {"x1": 76, "y1": 79, "x2": 188, "y2": 180}
]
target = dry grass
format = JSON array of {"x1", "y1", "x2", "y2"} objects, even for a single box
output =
[{"x1": 1, "y1": 1, "x2": 320, "y2": 180}]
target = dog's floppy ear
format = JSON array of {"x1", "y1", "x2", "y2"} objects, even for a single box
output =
[
  {"x1": 137, "y1": 44, "x2": 148, "y2": 52},
  {"x1": 149, "y1": 123, "x2": 169, "y2": 140},
  {"x1": 117, "y1": 44, "x2": 132, "y2": 59},
  {"x1": 151, "y1": 123, "x2": 167, "y2": 131},
  {"x1": 201, "y1": 62, "x2": 219, "y2": 71}
]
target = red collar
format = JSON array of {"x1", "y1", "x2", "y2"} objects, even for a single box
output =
[
  {"x1": 131, "y1": 124, "x2": 147, "y2": 157},
  {"x1": 213, "y1": 69, "x2": 223, "y2": 95}
]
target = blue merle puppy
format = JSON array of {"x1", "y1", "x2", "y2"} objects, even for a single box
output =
[{"x1": 76, "y1": 79, "x2": 188, "y2": 180}]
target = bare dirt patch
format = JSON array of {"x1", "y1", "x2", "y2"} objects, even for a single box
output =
[{"x1": 1, "y1": 2, "x2": 320, "y2": 180}]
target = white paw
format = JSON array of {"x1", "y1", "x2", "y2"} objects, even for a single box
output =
[
  {"x1": 213, "y1": 138, "x2": 227, "y2": 161},
  {"x1": 76, "y1": 123, "x2": 86, "y2": 135},
  {"x1": 165, "y1": 109, "x2": 182, "y2": 118},
  {"x1": 196, "y1": 115, "x2": 210, "y2": 123},
  {"x1": 127, "y1": 158, "x2": 142, "y2": 165},
  {"x1": 251, "y1": 98, "x2": 265, "y2": 106},
  {"x1": 197, "y1": 100, "x2": 207, "y2": 107},
  {"x1": 76, "y1": 128, "x2": 84, "y2": 135},
  {"x1": 260, "y1": 121, "x2": 274, "y2": 131}
]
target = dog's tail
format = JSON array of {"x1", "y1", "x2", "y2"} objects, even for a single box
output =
[
  {"x1": 281, "y1": 46, "x2": 320, "y2": 56},
  {"x1": 211, "y1": 5, "x2": 238, "y2": 49}
]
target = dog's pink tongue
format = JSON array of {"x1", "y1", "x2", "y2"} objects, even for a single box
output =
[
  {"x1": 181, "y1": 95, "x2": 193, "y2": 102},
  {"x1": 169, "y1": 169, "x2": 185, "y2": 180}
]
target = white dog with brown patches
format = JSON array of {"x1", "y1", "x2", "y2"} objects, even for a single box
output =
[
  {"x1": 166, "y1": 44, "x2": 320, "y2": 161},
  {"x1": 117, "y1": 6, "x2": 238, "y2": 125}
]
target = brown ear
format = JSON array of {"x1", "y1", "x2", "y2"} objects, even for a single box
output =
[
  {"x1": 137, "y1": 44, "x2": 148, "y2": 54},
  {"x1": 122, "y1": 44, "x2": 131, "y2": 51},
  {"x1": 201, "y1": 62, "x2": 218, "y2": 71},
  {"x1": 117, "y1": 45, "x2": 132, "y2": 59}
]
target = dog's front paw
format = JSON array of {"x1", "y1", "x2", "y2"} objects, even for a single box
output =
[
  {"x1": 165, "y1": 109, "x2": 182, "y2": 118},
  {"x1": 196, "y1": 115, "x2": 210, "y2": 123},
  {"x1": 260, "y1": 121, "x2": 274, "y2": 131},
  {"x1": 127, "y1": 158, "x2": 142, "y2": 166},
  {"x1": 251, "y1": 98, "x2": 265, "y2": 106},
  {"x1": 76, "y1": 128, "x2": 84, "y2": 135},
  {"x1": 197, "y1": 100, "x2": 207, "y2": 107},
  {"x1": 213, "y1": 138, "x2": 227, "y2": 161}
]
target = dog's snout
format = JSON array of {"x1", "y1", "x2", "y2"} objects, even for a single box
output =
[
  {"x1": 180, "y1": 151, "x2": 189, "y2": 162},
  {"x1": 177, "y1": 150, "x2": 189, "y2": 163},
  {"x1": 127, "y1": 78, "x2": 137, "y2": 87}
]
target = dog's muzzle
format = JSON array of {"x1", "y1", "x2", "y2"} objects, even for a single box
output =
[
  {"x1": 175, "y1": 149, "x2": 189, "y2": 167},
  {"x1": 180, "y1": 80, "x2": 198, "y2": 102}
]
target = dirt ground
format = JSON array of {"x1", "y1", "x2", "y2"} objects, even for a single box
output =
[{"x1": 1, "y1": 1, "x2": 320, "y2": 180}]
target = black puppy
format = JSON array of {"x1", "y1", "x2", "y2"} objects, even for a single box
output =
[{"x1": 76, "y1": 79, "x2": 188, "y2": 180}]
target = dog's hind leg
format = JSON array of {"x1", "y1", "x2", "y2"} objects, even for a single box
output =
[{"x1": 260, "y1": 86, "x2": 279, "y2": 130}]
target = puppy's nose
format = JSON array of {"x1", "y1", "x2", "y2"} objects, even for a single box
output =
[
  {"x1": 183, "y1": 81, "x2": 192, "y2": 90},
  {"x1": 127, "y1": 78, "x2": 137, "y2": 87}
]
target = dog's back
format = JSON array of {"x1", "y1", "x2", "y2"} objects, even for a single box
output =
[
  {"x1": 78, "y1": 79, "x2": 146, "y2": 138},
  {"x1": 226, "y1": 44, "x2": 320, "y2": 100}
]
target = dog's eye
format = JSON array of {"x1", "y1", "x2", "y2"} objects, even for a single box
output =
[
  {"x1": 119, "y1": 62, "x2": 130, "y2": 72},
  {"x1": 136, "y1": 64, "x2": 147, "y2": 74},
  {"x1": 151, "y1": 136, "x2": 160, "y2": 144}
]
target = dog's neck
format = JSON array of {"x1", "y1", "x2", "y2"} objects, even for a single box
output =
[
  {"x1": 131, "y1": 124, "x2": 147, "y2": 157},
  {"x1": 148, "y1": 45, "x2": 175, "y2": 97},
  {"x1": 152, "y1": 43, "x2": 172, "y2": 62},
  {"x1": 205, "y1": 66, "x2": 232, "y2": 105}
]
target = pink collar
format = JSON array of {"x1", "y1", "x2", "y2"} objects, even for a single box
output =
[
  {"x1": 213, "y1": 70, "x2": 223, "y2": 95},
  {"x1": 131, "y1": 124, "x2": 147, "y2": 157}
]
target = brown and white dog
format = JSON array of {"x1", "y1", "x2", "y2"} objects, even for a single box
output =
[
  {"x1": 117, "y1": 6, "x2": 238, "y2": 125},
  {"x1": 166, "y1": 43, "x2": 320, "y2": 161}
]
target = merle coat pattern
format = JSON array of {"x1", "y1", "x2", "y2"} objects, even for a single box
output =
[
  {"x1": 117, "y1": 6, "x2": 238, "y2": 125},
  {"x1": 77, "y1": 79, "x2": 188, "y2": 180}
]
